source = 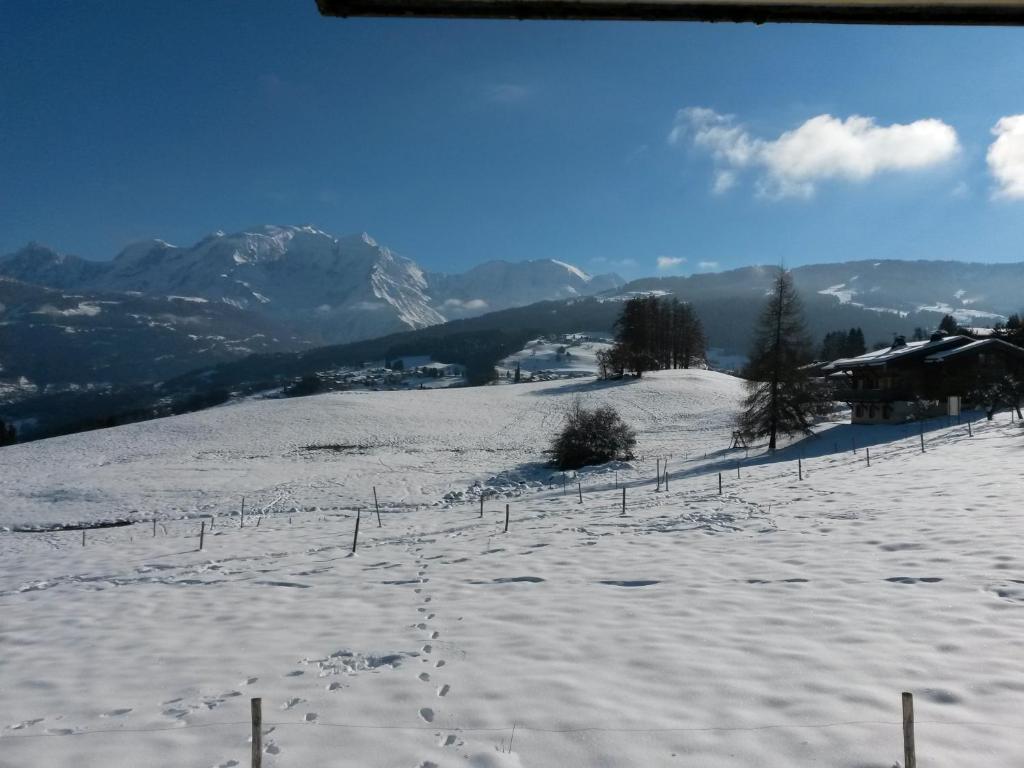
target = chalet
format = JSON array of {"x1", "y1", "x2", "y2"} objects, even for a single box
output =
[{"x1": 823, "y1": 333, "x2": 1024, "y2": 424}]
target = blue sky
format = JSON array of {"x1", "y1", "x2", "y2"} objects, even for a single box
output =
[{"x1": 3, "y1": 1, "x2": 1024, "y2": 279}]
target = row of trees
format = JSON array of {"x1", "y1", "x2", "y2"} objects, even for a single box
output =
[
  {"x1": 598, "y1": 296, "x2": 707, "y2": 378},
  {"x1": 819, "y1": 327, "x2": 866, "y2": 361}
]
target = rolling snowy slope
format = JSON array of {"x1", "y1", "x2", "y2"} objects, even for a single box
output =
[{"x1": 2, "y1": 371, "x2": 1023, "y2": 768}]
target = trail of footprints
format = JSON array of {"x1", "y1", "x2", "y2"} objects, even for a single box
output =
[{"x1": 407, "y1": 537, "x2": 463, "y2": 762}]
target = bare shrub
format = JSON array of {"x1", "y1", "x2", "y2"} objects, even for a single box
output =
[{"x1": 550, "y1": 401, "x2": 636, "y2": 470}]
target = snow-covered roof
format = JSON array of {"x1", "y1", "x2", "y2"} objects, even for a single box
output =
[
  {"x1": 924, "y1": 337, "x2": 1024, "y2": 363},
  {"x1": 823, "y1": 335, "x2": 968, "y2": 371}
]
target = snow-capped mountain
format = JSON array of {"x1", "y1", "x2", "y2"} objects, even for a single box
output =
[
  {"x1": 428, "y1": 258, "x2": 623, "y2": 318},
  {"x1": 0, "y1": 226, "x2": 624, "y2": 344}
]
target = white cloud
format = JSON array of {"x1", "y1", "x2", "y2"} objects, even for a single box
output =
[
  {"x1": 987, "y1": 115, "x2": 1024, "y2": 199},
  {"x1": 657, "y1": 256, "x2": 686, "y2": 270},
  {"x1": 670, "y1": 107, "x2": 959, "y2": 199},
  {"x1": 698, "y1": 261, "x2": 719, "y2": 271}
]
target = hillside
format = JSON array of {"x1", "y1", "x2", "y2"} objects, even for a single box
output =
[{"x1": 2, "y1": 371, "x2": 1022, "y2": 768}]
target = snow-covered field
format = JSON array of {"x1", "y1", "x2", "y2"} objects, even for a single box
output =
[
  {"x1": 2, "y1": 370, "x2": 1023, "y2": 768},
  {"x1": 497, "y1": 336, "x2": 613, "y2": 378}
]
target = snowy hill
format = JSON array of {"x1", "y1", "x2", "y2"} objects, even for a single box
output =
[{"x1": 2, "y1": 370, "x2": 1022, "y2": 767}]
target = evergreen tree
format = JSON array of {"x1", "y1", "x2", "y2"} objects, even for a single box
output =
[
  {"x1": 738, "y1": 271, "x2": 828, "y2": 452},
  {"x1": 938, "y1": 314, "x2": 960, "y2": 336},
  {"x1": 513, "y1": 361, "x2": 521, "y2": 383},
  {"x1": 0, "y1": 419, "x2": 15, "y2": 447},
  {"x1": 845, "y1": 327, "x2": 866, "y2": 357},
  {"x1": 819, "y1": 327, "x2": 865, "y2": 361},
  {"x1": 613, "y1": 297, "x2": 657, "y2": 377}
]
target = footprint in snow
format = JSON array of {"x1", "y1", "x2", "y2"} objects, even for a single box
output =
[
  {"x1": 437, "y1": 684, "x2": 450, "y2": 697},
  {"x1": 418, "y1": 708, "x2": 435, "y2": 723},
  {"x1": 100, "y1": 708, "x2": 132, "y2": 718},
  {"x1": 281, "y1": 698, "x2": 304, "y2": 710},
  {"x1": 419, "y1": 673, "x2": 431, "y2": 682},
  {"x1": 304, "y1": 712, "x2": 318, "y2": 722}
]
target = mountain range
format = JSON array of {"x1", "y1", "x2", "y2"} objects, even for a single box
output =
[
  {"x1": 0, "y1": 225, "x2": 623, "y2": 399},
  {"x1": 1, "y1": 226, "x2": 623, "y2": 344},
  {"x1": 4, "y1": 223, "x2": 1024, "y2": 438}
]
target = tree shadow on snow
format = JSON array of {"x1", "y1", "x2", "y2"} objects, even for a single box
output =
[{"x1": 525, "y1": 376, "x2": 641, "y2": 398}]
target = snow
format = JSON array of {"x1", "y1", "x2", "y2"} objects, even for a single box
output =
[
  {"x1": 498, "y1": 336, "x2": 613, "y2": 377},
  {"x1": 917, "y1": 302, "x2": 1006, "y2": 323},
  {"x1": 2, "y1": 370, "x2": 1024, "y2": 767},
  {"x1": 818, "y1": 283, "x2": 856, "y2": 304},
  {"x1": 32, "y1": 301, "x2": 103, "y2": 317},
  {"x1": 549, "y1": 259, "x2": 592, "y2": 282}
]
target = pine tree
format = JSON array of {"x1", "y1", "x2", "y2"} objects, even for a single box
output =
[
  {"x1": 845, "y1": 327, "x2": 866, "y2": 357},
  {"x1": 614, "y1": 297, "x2": 657, "y2": 377},
  {"x1": 938, "y1": 314, "x2": 960, "y2": 336},
  {"x1": 738, "y1": 270, "x2": 828, "y2": 452},
  {"x1": 513, "y1": 361, "x2": 521, "y2": 383}
]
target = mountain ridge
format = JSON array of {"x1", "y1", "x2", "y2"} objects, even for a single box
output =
[{"x1": 0, "y1": 225, "x2": 624, "y2": 344}]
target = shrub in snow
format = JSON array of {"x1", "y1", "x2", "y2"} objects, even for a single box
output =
[{"x1": 550, "y1": 401, "x2": 636, "y2": 470}]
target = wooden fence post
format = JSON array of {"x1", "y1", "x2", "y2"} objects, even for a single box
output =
[
  {"x1": 351, "y1": 510, "x2": 361, "y2": 554},
  {"x1": 251, "y1": 697, "x2": 262, "y2": 768},
  {"x1": 664, "y1": 467, "x2": 669, "y2": 491},
  {"x1": 866, "y1": 447, "x2": 871, "y2": 467},
  {"x1": 578, "y1": 482, "x2": 583, "y2": 504},
  {"x1": 718, "y1": 473, "x2": 722, "y2": 495},
  {"x1": 479, "y1": 495, "x2": 484, "y2": 518},
  {"x1": 373, "y1": 486, "x2": 382, "y2": 527},
  {"x1": 240, "y1": 496, "x2": 245, "y2": 528},
  {"x1": 798, "y1": 458, "x2": 802, "y2": 481},
  {"x1": 735, "y1": 461, "x2": 740, "y2": 479},
  {"x1": 562, "y1": 473, "x2": 567, "y2": 495},
  {"x1": 152, "y1": 518, "x2": 157, "y2": 537},
  {"x1": 82, "y1": 529, "x2": 86, "y2": 547},
  {"x1": 902, "y1": 691, "x2": 916, "y2": 768},
  {"x1": 199, "y1": 521, "x2": 205, "y2": 551},
  {"x1": 968, "y1": 420, "x2": 973, "y2": 437},
  {"x1": 920, "y1": 426, "x2": 925, "y2": 453},
  {"x1": 504, "y1": 503, "x2": 510, "y2": 533},
  {"x1": 656, "y1": 458, "x2": 661, "y2": 491},
  {"x1": 621, "y1": 487, "x2": 626, "y2": 514}
]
